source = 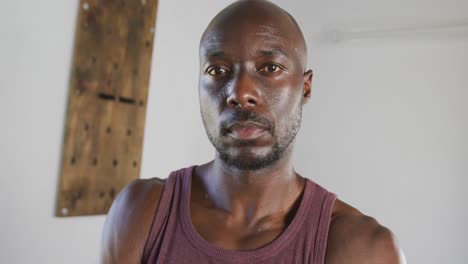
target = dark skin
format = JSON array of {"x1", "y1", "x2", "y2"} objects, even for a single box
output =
[{"x1": 101, "y1": 1, "x2": 405, "y2": 263}]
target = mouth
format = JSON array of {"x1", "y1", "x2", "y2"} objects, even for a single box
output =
[{"x1": 227, "y1": 121, "x2": 267, "y2": 140}]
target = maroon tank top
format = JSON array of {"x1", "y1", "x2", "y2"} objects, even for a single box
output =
[{"x1": 142, "y1": 166, "x2": 336, "y2": 263}]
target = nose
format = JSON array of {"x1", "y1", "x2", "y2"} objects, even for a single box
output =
[{"x1": 226, "y1": 70, "x2": 260, "y2": 109}]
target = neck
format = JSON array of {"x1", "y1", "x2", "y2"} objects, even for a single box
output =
[{"x1": 194, "y1": 145, "x2": 305, "y2": 228}]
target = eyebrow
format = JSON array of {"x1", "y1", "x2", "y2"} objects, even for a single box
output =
[
  {"x1": 257, "y1": 49, "x2": 288, "y2": 57},
  {"x1": 206, "y1": 50, "x2": 225, "y2": 58},
  {"x1": 202, "y1": 48, "x2": 289, "y2": 60}
]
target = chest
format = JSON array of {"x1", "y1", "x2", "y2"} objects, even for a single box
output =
[{"x1": 189, "y1": 202, "x2": 288, "y2": 251}]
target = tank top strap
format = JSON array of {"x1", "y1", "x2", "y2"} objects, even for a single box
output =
[
  {"x1": 309, "y1": 182, "x2": 336, "y2": 263},
  {"x1": 142, "y1": 167, "x2": 189, "y2": 262}
]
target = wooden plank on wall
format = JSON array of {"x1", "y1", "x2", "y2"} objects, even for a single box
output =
[{"x1": 56, "y1": 0, "x2": 159, "y2": 217}]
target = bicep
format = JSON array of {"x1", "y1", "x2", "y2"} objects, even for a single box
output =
[
  {"x1": 325, "y1": 215, "x2": 404, "y2": 264},
  {"x1": 100, "y1": 181, "x2": 139, "y2": 263},
  {"x1": 370, "y1": 226, "x2": 405, "y2": 264},
  {"x1": 100, "y1": 179, "x2": 160, "y2": 264}
]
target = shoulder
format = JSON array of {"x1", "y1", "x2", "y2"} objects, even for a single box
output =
[
  {"x1": 101, "y1": 177, "x2": 166, "y2": 264},
  {"x1": 325, "y1": 199, "x2": 406, "y2": 264}
]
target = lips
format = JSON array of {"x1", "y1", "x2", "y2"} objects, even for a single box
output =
[{"x1": 227, "y1": 121, "x2": 267, "y2": 140}]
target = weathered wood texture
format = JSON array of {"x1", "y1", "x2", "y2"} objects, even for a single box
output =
[{"x1": 56, "y1": 0, "x2": 159, "y2": 217}]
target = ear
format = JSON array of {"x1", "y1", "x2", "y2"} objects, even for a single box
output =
[{"x1": 302, "y1": 70, "x2": 313, "y2": 104}]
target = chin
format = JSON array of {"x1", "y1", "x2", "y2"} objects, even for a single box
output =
[{"x1": 219, "y1": 146, "x2": 281, "y2": 171}]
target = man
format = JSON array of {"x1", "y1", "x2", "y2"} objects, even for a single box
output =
[{"x1": 101, "y1": 1, "x2": 405, "y2": 263}]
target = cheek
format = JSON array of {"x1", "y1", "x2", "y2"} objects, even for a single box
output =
[
  {"x1": 199, "y1": 77, "x2": 231, "y2": 111},
  {"x1": 199, "y1": 83, "x2": 223, "y2": 132},
  {"x1": 266, "y1": 78, "x2": 303, "y2": 117}
]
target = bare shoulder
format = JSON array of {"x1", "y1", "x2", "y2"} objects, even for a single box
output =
[
  {"x1": 100, "y1": 177, "x2": 166, "y2": 264},
  {"x1": 325, "y1": 199, "x2": 406, "y2": 264}
]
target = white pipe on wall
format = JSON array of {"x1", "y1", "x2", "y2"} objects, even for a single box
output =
[{"x1": 323, "y1": 19, "x2": 468, "y2": 42}]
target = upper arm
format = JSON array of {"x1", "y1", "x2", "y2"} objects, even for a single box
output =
[
  {"x1": 367, "y1": 225, "x2": 405, "y2": 264},
  {"x1": 325, "y1": 201, "x2": 405, "y2": 264},
  {"x1": 100, "y1": 178, "x2": 165, "y2": 264}
]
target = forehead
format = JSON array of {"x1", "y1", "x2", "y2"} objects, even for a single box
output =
[{"x1": 200, "y1": 22, "x2": 298, "y2": 59}]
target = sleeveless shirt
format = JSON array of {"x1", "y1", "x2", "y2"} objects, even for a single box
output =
[{"x1": 142, "y1": 166, "x2": 336, "y2": 264}]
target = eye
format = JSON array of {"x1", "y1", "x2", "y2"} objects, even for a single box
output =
[
  {"x1": 207, "y1": 66, "x2": 229, "y2": 76},
  {"x1": 259, "y1": 63, "x2": 282, "y2": 73}
]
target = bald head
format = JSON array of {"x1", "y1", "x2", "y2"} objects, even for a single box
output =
[{"x1": 200, "y1": 0, "x2": 308, "y2": 69}]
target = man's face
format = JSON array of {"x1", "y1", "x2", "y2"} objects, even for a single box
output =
[{"x1": 199, "y1": 16, "x2": 310, "y2": 171}]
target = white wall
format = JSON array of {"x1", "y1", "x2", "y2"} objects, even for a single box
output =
[{"x1": 1, "y1": 0, "x2": 466, "y2": 263}]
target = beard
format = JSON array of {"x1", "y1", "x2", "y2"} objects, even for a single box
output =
[{"x1": 204, "y1": 107, "x2": 303, "y2": 171}]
